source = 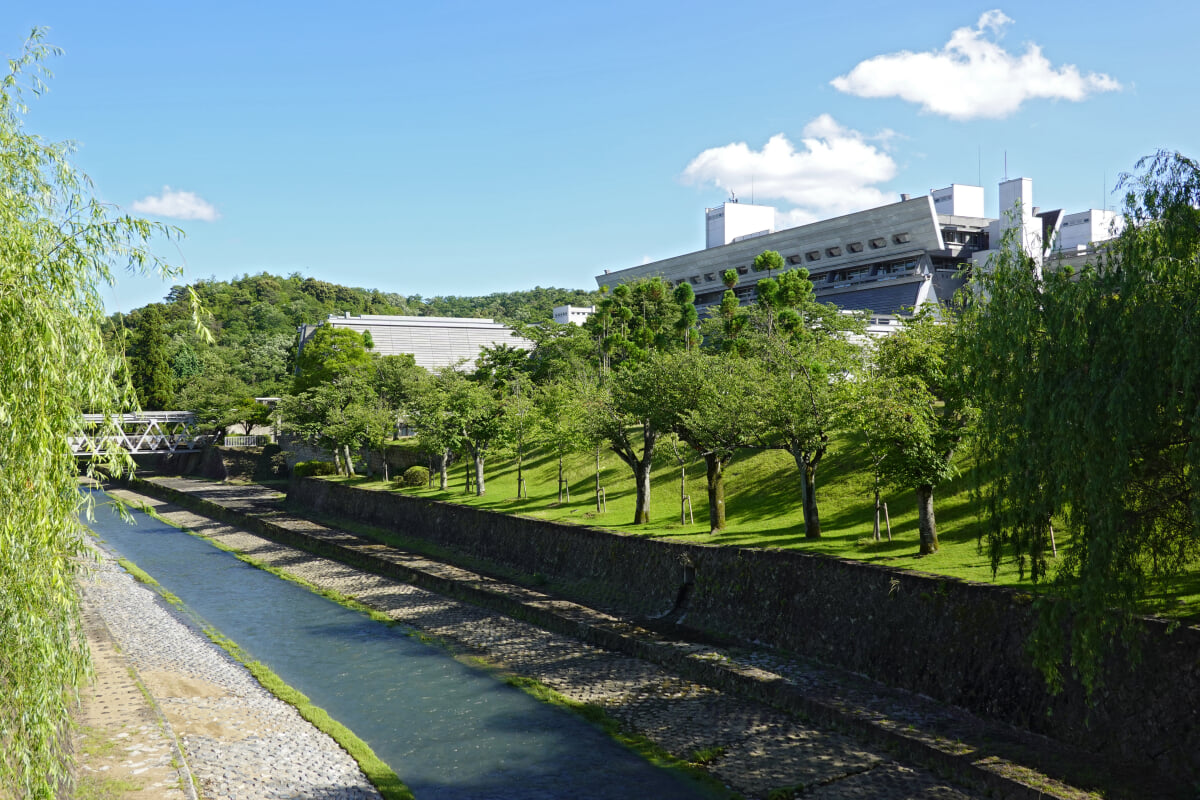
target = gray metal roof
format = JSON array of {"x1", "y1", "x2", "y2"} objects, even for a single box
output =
[{"x1": 315, "y1": 314, "x2": 532, "y2": 371}]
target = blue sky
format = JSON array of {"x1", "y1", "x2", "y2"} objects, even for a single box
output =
[{"x1": 3, "y1": 1, "x2": 1194, "y2": 312}]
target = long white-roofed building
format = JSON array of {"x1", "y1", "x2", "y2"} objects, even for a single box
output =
[{"x1": 298, "y1": 313, "x2": 532, "y2": 371}]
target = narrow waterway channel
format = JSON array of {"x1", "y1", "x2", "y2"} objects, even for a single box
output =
[{"x1": 84, "y1": 493, "x2": 718, "y2": 800}]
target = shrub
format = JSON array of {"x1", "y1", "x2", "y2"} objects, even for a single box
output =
[
  {"x1": 293, "y1": 460, "x2": 337, "y2": 478},
  {"x1": 397, "y1": 465, "x2": 429, "y2": 488}
]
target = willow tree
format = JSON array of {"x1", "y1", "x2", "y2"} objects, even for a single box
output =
[
  {"x1": 0, "y1": 31, "x2": 186, "y2": 797},
  {"x1": 962, "y1": 150, "x2": 1200, "y2": 693}
]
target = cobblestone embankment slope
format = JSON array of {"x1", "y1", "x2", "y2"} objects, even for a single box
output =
[{"x1": 77, "y1": 542, "x2": 382, "y2": 800}]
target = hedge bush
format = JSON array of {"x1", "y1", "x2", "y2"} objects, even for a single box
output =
[
  {"x1": 293, "y1": 460, "x2": 337, "y2": 478},
  {"x1": 397, "y1": 465, "x2": 429, "y2": 488}
]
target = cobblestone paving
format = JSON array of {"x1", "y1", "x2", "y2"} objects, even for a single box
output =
[
  {"x1": 80, "y1": 547, "x2": 382, "y2": 800},
  {"x1": 112, "y1": 486, "x2": 985, "y2": 800}
]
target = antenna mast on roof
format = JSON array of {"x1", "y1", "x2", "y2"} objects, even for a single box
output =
[{"x1": 1004, "y1": 151, "x2": 1008, "y2": 181}]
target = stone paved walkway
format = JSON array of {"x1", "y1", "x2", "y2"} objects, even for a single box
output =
[
  {"x1": 77, "y1": 544, "x2": 382, "y2": 800},
  {"x1": 105, "y1": 480, "x2": 1003, "y2": 800}
]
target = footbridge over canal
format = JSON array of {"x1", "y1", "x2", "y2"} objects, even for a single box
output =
[{"x1": 71, "y1": 412, "x2": 209, "y2": 456}]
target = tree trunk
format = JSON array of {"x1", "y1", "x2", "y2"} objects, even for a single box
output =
[
  {"x1": 516, "y1": 450, "x2": 524, "y2": 499},
  {"x1": 705, "y1": 454, "x2": 726, "y2": 533},
  {"x1": 474, "y1": 454, "x2": 486, "y2": 496},
  {"x1": 633, "y1": 460, "x2": 652, "y2": 525},
  {"x1": 437, "y1": 450, "x2": 448, "y2": 490},
  {"x1": 801, "y1": 462, "x2": 820, "y2": 538},
  {"x1": 790, "y1": 449, "x2": 822, "y2": 538},
  {"x1": 916, "y1": 484, "x2": 938, "y2": 554},
  {"x1": 342, "y1": 444, "x2": 355, "y2": 476},
  {"x1": 873, "y1": 484, "x2": 881, "y2": 541},
  {"x1": 558, "y1": 453, "x2": 565, "y2": 503}
]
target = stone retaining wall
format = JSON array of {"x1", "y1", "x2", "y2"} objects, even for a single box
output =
[{"x1": 290, "y1": 477, "x2": 1200, "y2": 786}]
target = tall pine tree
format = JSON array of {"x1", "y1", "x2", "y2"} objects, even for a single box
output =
[{"x1": 128, "y1": 305, "x2": 175, "y2": 409}]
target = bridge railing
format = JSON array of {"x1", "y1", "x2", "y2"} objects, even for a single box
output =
[{"x1": 72, "y1": 412, "x2": 208, "y2": 456}]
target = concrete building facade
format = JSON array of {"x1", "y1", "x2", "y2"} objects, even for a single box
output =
[{"x1": 597, "y1": 178, "x2": 1122, "y2": 326}]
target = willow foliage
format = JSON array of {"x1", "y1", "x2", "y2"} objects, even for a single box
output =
[
  {"x1": 0, "y1": 31, "x2": 181, "y2": 796},
  {"x1": 962, "y1": 151, "x2": 1200, "y2": 694}
]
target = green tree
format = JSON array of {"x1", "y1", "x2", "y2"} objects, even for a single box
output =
[
  {"x1": 752, "y1": 248, "x2": 784, "y2": 280},
  {"x1": 516, "y1": 320, "x2": 596, "y2": 384},
  {"x1": 404, "y1": 368, "x2": 464, "y2": 489},
  {"x1": 128, "y1": 304, "x2": 175, "y2": 409},
  {"x1": 532, "y1": 378, "x2": 591, "y2": 503},
  {"x1": 597, "y1": 358, "x2": 686, "y2": 524},
  {"x1": 280, "y1": 374, "x2": 382, "y2": 476},
  {"x1": 587, "y1": 276, "x2": 687, "y2": 374},
  {"x1": 293, "y1": 324, "x2": 372, "y2": 392},
  {"x1": 230, "y1": 396, "x2": 272, "y2": 436},
  {"x1": 749, "y1": 268, "x2": 865, "y2": 538},
  {"x1": 454, "y1": 377, "x2": 507, "y2": 496},
  {"x1": 653, "y1": 349, "x2": 760, "y2": 531},
  {"x1": 0, "y1": 31, "x2": 185, "y2": 797},
  {"x1": 962, "y1": 150, "x2": 1200, "y2": 693},
  {"x1": 872, "y1": 310, "x2": 975, "y2": 554},
  {"x1": 584, "y1": 277, "x2": 694, "y2": 522}
]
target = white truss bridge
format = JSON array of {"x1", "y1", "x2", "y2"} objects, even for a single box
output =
[{"x1": 71, "y1": 412, "x2": 210, "y2": 456}]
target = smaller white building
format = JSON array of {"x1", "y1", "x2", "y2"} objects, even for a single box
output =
[{"x1": 552, "y1": 305, "x2": 595, "y2": 325}]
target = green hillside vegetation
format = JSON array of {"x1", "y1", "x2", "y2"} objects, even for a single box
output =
[
  {"x1": 330, "y1": 433, "x2": 1200, "y2": 619},
  {"x1": 105, "y1": 271, "x2": 603, "y2": 411}
]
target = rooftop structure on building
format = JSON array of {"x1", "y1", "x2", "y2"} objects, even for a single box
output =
[
  {"x1": 597, "y1": 178, "x2": 1123, "y2": 328},
  {"x1": 552, "y1": 305, "x2": 595, "y2": 326},
  {"x1": 298, "y1": 313, "x2": 532, "y2": 371}
]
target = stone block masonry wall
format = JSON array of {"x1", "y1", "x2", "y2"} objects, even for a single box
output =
[{"x1": 290, "y1": 477, "x2": 1200, "y2": 786}]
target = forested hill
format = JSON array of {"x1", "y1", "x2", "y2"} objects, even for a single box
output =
[{"x1": 105, "y1": 271, "x2": 603, "y2": 407}]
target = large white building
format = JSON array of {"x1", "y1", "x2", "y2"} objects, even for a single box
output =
[
  {"x1": 596, "y1": 178, "x2": 1122, "y2": 326},
  {"x1": 298, "y1": 313, "x2": 532, "y2": 371}
]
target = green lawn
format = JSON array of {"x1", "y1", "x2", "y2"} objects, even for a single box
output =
[{"x1": 348, "y1": 435, "x2": 1198, "y2": 619}]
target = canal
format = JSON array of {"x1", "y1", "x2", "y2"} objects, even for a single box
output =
[{"x1": 84, "y1": 493, "x2": 718, "y2": 799}]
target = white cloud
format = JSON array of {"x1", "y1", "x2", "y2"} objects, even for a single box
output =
[
  {"x1": 830, "y1": 10, "x2": 1121, "y2": 120},
  {"x1": 131, "y1": 186, "x2": 220, "y2": 221},
  {"x1": 680, "y1": 115, "x2": 897, "y2": 225}
]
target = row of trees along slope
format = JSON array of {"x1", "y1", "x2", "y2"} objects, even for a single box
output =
[{"x1": 284, "y1": 261, "x2": 971, "y2": 558}]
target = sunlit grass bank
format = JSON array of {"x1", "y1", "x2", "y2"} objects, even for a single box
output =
[{"x1": 329, "y1": 435, "x2": 1198, "y2": 619}]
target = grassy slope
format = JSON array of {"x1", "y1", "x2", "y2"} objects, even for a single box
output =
[{"x1": 358, "y1": 435, "x2": 1199, "y2": 618}]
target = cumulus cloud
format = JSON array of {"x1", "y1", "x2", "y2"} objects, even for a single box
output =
[
  {"x1": 680, "y1": 115, "x2": 897, "y2": 225},
  {"x1": 131, "y1": 186, "x2": 220, "y2": 221},
  {"x1": 830, "y1": 10, "x2": 1121, "y2": 120}
]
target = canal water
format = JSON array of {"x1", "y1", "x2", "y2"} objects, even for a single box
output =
[{"x1": 84, "y1": 495, "x2": 716, "y2": 800}]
